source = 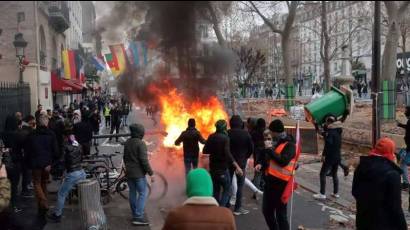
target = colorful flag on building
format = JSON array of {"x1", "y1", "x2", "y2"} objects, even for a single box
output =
[
  {"x1": 109, "y1": 44, "x2": 127, "y2": 77},
  {"x1": 75, "y1": 52, "x2": 82, "y2": 81},
  {"x1": 141, "y1": 41, "x2": 148, "y2": 66},
  {"x1": 128, "y1": 41, "x2": 140, "y2": 67},
  {"x1": 92, "y1": 56, "x2": 106, "y2": 71},
  {"x1": 62, "y1": 50, "x2": 77, "y2": 80},
  {"x1": 79, "y1": 64, "x2": 85, "y2": 83}
]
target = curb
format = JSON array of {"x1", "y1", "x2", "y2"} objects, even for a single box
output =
[{"x1": 296, "y1": 177, "x2": 353, "y2": 210}]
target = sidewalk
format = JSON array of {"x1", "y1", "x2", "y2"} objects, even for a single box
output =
[{"x1": 296, "y1": 160, "x2": 410, "y2": 222}]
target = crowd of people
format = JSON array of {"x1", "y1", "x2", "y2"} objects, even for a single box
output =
[
  {"x1": 0, "y1": 94, "x2": 409, "y2": 229},
  {"x1": 0, "y1": 95, "x2": 132, "y2": 227}
]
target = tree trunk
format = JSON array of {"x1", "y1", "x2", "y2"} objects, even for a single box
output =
[
  {"x1": 205, "y1": 2, "x2": 235, "y2": 114},
  {"x1": 322, "y1": 1, "x2": 331, "y2": 92},
  {"x1": 382, "y1": 14, "x2": 400, "y2": 82}
]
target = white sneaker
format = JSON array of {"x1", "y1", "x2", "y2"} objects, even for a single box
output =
[
  {"x1": 331, "y1": 193, "x2": 340, "y2": 198},
  {"x1": 229, "y1": 197, "x2": 236, "y2": 206},
  {"x1": 313, "y1": 193, "x2": 326, "y2": 200}
]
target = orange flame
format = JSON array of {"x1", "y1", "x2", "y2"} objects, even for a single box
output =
[{"x1": 154, "y1": 86, "x2": 228, "y2": 148}]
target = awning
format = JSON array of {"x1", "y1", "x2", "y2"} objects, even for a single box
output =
[{"x1": 51, "y1": 72, "x2": 82, "y2": 93}]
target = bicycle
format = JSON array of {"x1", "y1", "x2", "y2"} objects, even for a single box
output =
[{"x1": 86, "y1": 145, "x2": 168, "y2": 204}]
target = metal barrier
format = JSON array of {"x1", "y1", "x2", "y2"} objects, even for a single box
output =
[
  {"x1": 0, "y1": 82, "x2": 31, "y2": 131},
  {"x1": 78, "y1": 179, "x2": 108, "y2": 230}
]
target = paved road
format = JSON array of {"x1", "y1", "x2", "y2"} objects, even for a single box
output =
[{"x1": 44, "y1": 105, "x2": 356, "y2": 230}]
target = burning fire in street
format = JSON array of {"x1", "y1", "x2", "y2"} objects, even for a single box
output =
[{"x1": 150, "y1": 83, "x2": 228, "y2": 148}]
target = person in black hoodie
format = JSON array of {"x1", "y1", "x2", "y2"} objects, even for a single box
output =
[
  {"x1": 250, "y1": 118, "x2": 266, "y2": 197},
  {"x1": 73, "y1": 113, "x2": 93, "y2": 157},
  {"x1": 397, "y1": 106, "x2": 410, "y2": 189},
  {"x1": 227, "y1": 115, "x2": 253, "y2": 215},
  {"x1": 203, "y1": 120, "x2": 243, "y2": 207},
  {"x1": 109, "y1": 104, "x2": 122, "y2": 142},
  {"x1": 352, "y1": 137, "x2": 407, "y2": 230},
  {"x1": 25, "y1": 115, "x2": 59, "y2": 217},
  {"x1": 175, "y1": 119, "x2": 206, "y2": 175},
  {"x1": 313, "y1": 116, "x2": 342, "y2": 200}
]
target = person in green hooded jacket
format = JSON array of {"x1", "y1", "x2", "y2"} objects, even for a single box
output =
[
  {"x1": 162, "y1": 168, "x2": 236, "y2": 230},
  {"x1": 123, "y1": 123, "x2": 154, "y2": 226}
]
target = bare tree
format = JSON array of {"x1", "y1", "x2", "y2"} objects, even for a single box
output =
[
  {"x1": 382, "y1": 2, "x2": 410, "y2": 82},
  {"x1": 234, "y1": 46, "x2": 266, "y2": 84},
  {"x1": 243, "y1": 1, "x2": 299, "y2": 107}
]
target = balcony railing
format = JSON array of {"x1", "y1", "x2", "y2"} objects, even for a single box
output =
[{"x1": 48, "y1": 1, "x2": 70, "y2": 33}]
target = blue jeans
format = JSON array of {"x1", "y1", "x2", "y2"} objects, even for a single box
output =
[
  {"x1": 127, "y1": 178, "x2": 148, "y2": 219},
  {"x1": 54, "y1": 170, "x2": 86, "y2": 216},
  {"x1": 211, "y1": 170, "x2": 231, "y2": 207},
  {"x1": 184, "y1": 156, "x2": 198, "y2": 175},
  {"x1": 401, "y1": 159, "x2": 409, "y2": 184}
]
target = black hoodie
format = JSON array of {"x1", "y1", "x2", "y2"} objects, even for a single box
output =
[
  {"x1": 227, "y1": 116, "x2": 254, "y2": 169},
  {"x1": 322, "y1": 125, "x2": 342, "y2": 164},
  {"x1": 352, "y1": 156, "x2": 407, "y2": 230}
]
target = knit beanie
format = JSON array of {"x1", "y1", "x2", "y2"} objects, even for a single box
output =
[
  {"x1": 215, "y1": 120, "x2": 228, "y2": 134},
  {"x1": 369, "y1": 137, "x2": 396, "y2": 162},
  {"x1": 186, "y1": 168, "x2": 213, "y2": 197},
  {"x1": 269, "y1": 119, "x2": 285, "y2": 133}
]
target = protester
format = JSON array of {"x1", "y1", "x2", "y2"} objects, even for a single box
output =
[
  {"x1": 48, "y1": 121, "x2": 86, "y2": 223},
  {"x1": 89, "y1": 108, "x2": 101, "y2": 146},
  {"x1": 35, "y1": 104, "x2": 43, "y2": 122},
  {"x1": 255, "y1": 119, "x2": 296, "y2": 230},
  {"x1": 0, "y1": 164, "x2": 10, "y2": 213},
  {"x1": 250, "y1": 118, "x2": 266, "y2": 198},
  {"x1": 227, "y1": 115, "x2": 253, "y2": 215},
  {"x1": 103, "y1": 103, "x2": 111, "y2": 129},
  {"x1": 20, "y1": 116, "x2": 36, "y2": 197},
  {"x1": 49, "y1": 110, "x2": 65, "y2": 155},
  {"x1": 313, "y1": 116, "x2": 342, "y2": 200},
  {"x1": 121, "y1": 101, "x2": 130, "y2": 127},
  {"x1": 123, "y1": 124, "x2": 154, "y2": 226},
  {"x1": 175, "y1": 118, "x2": 206, "y2": 175},
  {"x1": 352, "y1": 137, "x2": 407, "y2": 230},
  {"x1": 203, "y1": 120, "x2": 243, "y2": 207},
  {"x1": 25, "y1": 115, "x2": 59, "y2": 218},
  {"x1": 397, "y1": 106, "x2": 410, "y2": 189},
  {"x1": 73, "y1": 112, "x2": 93, "y2": 157},
  {"x1": 162, "y1": 168, "x2": 236, "y2": 230},
  {"x1": 109, "y1": 104, "x2": 122, "y2": 142}
]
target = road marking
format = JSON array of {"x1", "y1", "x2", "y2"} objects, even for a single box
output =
[{"x1": 317, "y1": 202, "x2": 353, "y2": 222}]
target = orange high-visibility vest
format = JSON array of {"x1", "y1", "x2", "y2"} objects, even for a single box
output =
[{"x1": 266, "y1": 142, "x2": 297, "y2": 181}]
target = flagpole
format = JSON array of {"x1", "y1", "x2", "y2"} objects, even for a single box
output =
[{"x1": 289, "y1": 120, "x2": 299, "y2": 230}]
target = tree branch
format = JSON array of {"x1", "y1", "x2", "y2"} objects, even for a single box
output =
[
  {"x1": 398, "y1": 1, "x2": 410, "y2": 18},
  {"x1": 249, "y1": 1, "x2": 283, "y2": 34}
]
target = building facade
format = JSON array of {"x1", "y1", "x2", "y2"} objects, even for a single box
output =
[
  {"x1": 65, "y1": 1, "x2": 82, "y2": 49},
  {"x1": 0, "y1": 1, "x2": 70, "y2": 112}
]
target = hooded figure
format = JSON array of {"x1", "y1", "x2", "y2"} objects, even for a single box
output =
[
  {"x1": 123, "y1": 123, "x2": 153, "y2": 226},
  {"x1": 352, "y1": 137, "x2": 407, "y2": 230},
  {"x1": 227, "y1": 115, "x2": 253, "y2": 215},
  {"x1": 175, "y1": 118, "x2": 206, "y2": 175},
  {"x1": 203, "y1": 120, "x2": 242, "y2": 207},
  {"x1": 162, "y1": 169, "x2": 236, "y2": 230}
]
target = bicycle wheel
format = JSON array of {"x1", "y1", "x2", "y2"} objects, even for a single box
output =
[
  {"x1": 116, "y1": 177, "x2": 129, "y2": 200},
  {"x1": 89, "y1": 165, "x2": 109, "y2": 189}
]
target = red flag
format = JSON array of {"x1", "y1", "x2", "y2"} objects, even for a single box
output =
[{"x1": 281, "y1": 121, "x2": 301, "y2": 204}]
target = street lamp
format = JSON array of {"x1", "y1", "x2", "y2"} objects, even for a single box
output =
[{"x1": 13, "y1": 32, "x2": 28, "y2": 83}]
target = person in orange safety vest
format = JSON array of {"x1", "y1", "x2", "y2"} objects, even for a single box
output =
[{"x1": 255, "y1": 119, "x2": 296, "y2": 230}]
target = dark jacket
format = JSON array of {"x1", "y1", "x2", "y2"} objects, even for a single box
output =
[
  {"x1": 62, "y1": 139, "x2": 82, "y2": 173},
  {"x1": 250, "y1": 127, "x2": 265, "y2": 163},
  {"x1": 25, "y1": 127, "x2": 59, "y2": 169},
  {"x1": 203, "y1": 132, "x2": 235, "y2": 175},
  {"x1": 73, "y1": 121, "x2": 93, "y2": 144},
  {"x1": 175, "y1": 127, "x2": 206, "y2": 158},
  {"x1": 227, "y1": 116, "x2": 253, "y2": 169},
  {"x1": 123, "y1": 124, "x2": 153, "y2": 178},
  {"x1": 89, "y1": 113, "x2": 101, "y2": 132},
  {"x1": 49, "y1": 116, "x2": 65, "y2": 151},
  {"x1": 352, "y1": 156, "x2": 407, "y2": 230},
  {"x1": 322, "y1": 126, "x2": 342, "y2": 164},
  {"x1": 398, "y1": 120, "x2": 410, "y2": 151},
  {"x1": 110, "y1": 108, "x2": 122, "y2": 125},
  {"x1": 259, "y1": 134, "x2": 296, "y2": 173}
]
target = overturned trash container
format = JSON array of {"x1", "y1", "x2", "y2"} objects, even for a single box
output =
[{"x1": 78, "y1": 179, "x2": 108, "y2": 230}]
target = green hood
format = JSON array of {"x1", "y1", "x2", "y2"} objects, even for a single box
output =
[
  {"x1": 186, "y1": 168, "x2": 213, "y2": 197},
  {"x1": 129, "y1": 123, "x2": 145, "y2": 139}
]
